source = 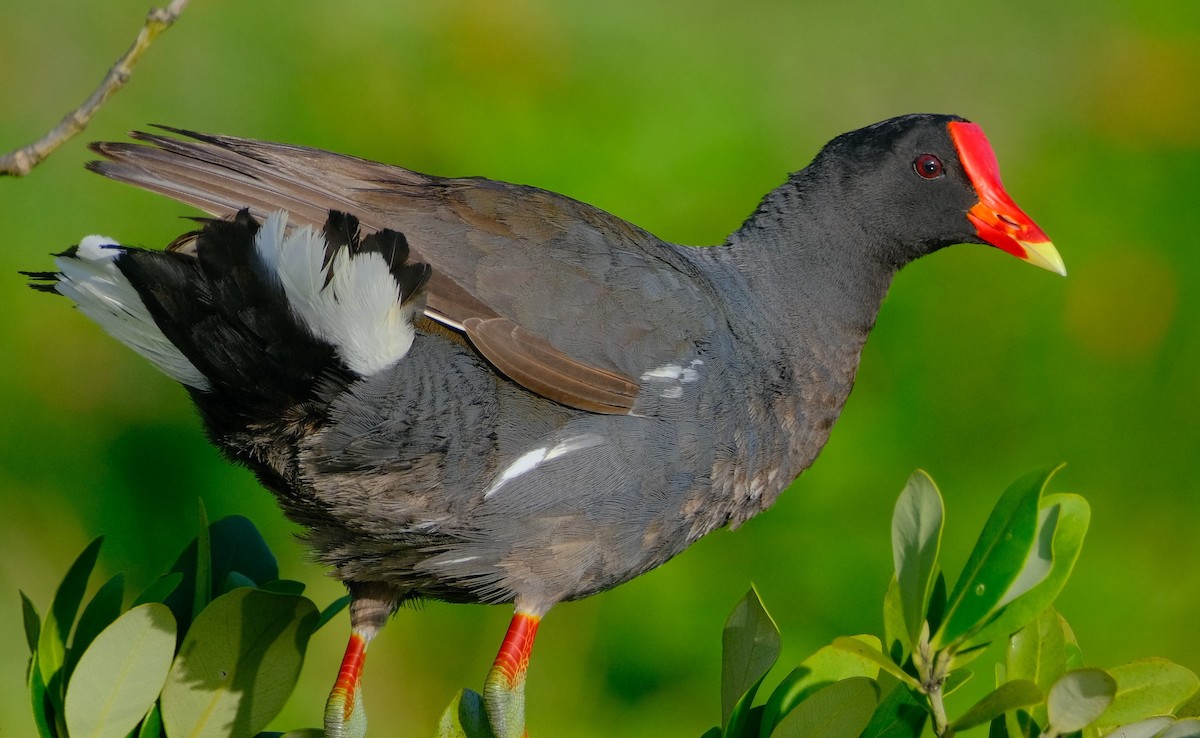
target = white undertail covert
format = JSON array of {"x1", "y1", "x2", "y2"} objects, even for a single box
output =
[{"x1": 254, "y1": 211, "x2": 419, "y2": 377}]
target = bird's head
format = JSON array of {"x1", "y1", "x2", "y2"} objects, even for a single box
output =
[{"x1": 816, "y1": 113, "x2": 1065, "y2": 275}]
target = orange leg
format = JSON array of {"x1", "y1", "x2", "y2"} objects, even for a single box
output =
[{"x1": 483, "y1": 610, "x2": 542, "y2": 738}]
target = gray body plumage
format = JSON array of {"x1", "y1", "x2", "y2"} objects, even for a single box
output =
[
  {"x1": 29, "y1": 112, "x2": 1064, "y2": 738},
  {"x1": 268, "y1": 185, "x2": 891, "y2": 611},
  {"x1": 39, "y1": 114, "x2": 992, "y2": 617}
]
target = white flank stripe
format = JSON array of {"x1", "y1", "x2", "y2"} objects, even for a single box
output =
[
  {"x1": 435, "y1": 556, "x2": 479, "y2": 567},
  {"x1": 483, "y1": 433, "x2": 605, "y2": 499},
  {"x1": 544, "y1": 433, "x2": 604, "y2": 461},
  {"x1": 484, "y1": 447, "x2": 547, "y2": 499},
  {"x1": 55, "y1": 237, "x2": 211, "y2": 390},
  {"x1": 254, "y1": 211, "x2": 418, "y2": 376}
]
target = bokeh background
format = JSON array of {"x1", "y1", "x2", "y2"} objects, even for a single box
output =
[{"x1": 2, "y1": 1, "x2": 1198, "y2": 735}]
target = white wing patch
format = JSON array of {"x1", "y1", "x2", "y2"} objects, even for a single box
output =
[
  {"x1": 255, "y1": 211, "x2": 419, "y2": 377},
  {"x1": 54, "y1": 237, "x2": 211, "y2": 390}
]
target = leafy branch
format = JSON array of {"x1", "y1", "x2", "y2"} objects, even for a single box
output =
[
  {"x1": 21, "y1": 505, "x2": 347, "y2": 738},
  {"x1": 675, "y1": 469, "x2": 1200, "y2": 738},
  {"x1": 24, "y1": 470, "x2": 1200, "y2": 737}
]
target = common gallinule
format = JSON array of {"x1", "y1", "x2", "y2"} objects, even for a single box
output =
[{"x1": 28, "y1": 113, "x2": 1063, "y2": 737}]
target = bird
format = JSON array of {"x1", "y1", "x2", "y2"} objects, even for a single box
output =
[{"x1": 27, "y1": 113, "x2": 1063, "y2": 737}]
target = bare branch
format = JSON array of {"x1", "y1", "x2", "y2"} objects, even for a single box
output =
[{"x1": 0, "y1": 0, "x2": 190, "y2": 177}]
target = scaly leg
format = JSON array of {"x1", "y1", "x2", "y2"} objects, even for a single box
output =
[
  {"x1": 483, "y1": 609, "x2": 542, "y2": 738},
  {"x1": 324, "y1": 583, "x2": 397, "y2": 738}
]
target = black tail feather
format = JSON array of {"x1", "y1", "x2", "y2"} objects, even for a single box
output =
[
  {"x1": 359, "y1": 228, "x2": 433, "y2": 305},
  {"x1": 122, "y1": 210, "x2": 342, "y2": 417},
  {"x1": 21, "y1": 270, "x2": 61, "y2": 292},
  {"x1": 28, "y1": 208, "x2": 431, "y2": 455}
]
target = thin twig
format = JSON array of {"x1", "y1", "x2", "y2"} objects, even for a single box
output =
[{"x1": 0, "y1": 0, "x2": 190, "y2": 177}]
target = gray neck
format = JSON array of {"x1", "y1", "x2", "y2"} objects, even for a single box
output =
[
  {"x1": 684, "y1": 173, "x2": 901, "y2": 527},
  {"x1": 727, "y1": 172, "x2": 899, "y2": 337}
]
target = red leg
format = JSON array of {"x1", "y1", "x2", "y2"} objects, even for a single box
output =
[
  {"x1": 484, "y1": 610, "x2": 542, "y2": 738},
  {"x1": 325, "y1": 631, "x2": 369, "y2": 737},
  {"x1": 324, "y1": 584, "x2": 395, "y2": 738}
]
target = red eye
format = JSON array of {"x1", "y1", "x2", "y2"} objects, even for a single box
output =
[{"x1": 914, "y1": 154, "x2": 943, "y2": 179}]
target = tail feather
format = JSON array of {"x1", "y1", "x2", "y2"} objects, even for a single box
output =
[
  {"x1": 128, "y1": 211, "x2": 338, "y2": 412},
  {"x1": 36, "y1": 236, "x2": 214, "y2": 390},
  {"x1": 30, "y1": 209, "x2": 431, "y2": 423}
]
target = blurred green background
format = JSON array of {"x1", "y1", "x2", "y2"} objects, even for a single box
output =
[{"x1": 2, "y1": 1, "x2": 1198, "y2": 735}]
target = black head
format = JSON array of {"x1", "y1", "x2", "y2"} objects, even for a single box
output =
[{"x1": 811, "y1": 113, "x2": 1063, "y2": 274}]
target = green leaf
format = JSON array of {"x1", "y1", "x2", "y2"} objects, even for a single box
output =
[
  {"x1": 744, "y1": 706, "x2": 768, "y2": 736},
  {"x1": 21, "y1": 590, "x2": 42, "y2": 656},
  {"x1": 759, "y1": 635, "x2": 883, "y2": 737},
  {"x1": 64, "y1": 573, "x2": 126, "y2": 683},
  {"x1": 1098, "y1": 716, "x2": 1173, "y2": 738},
  {"x1": 770, "y1": 677, "x2": 879, "y2": 738},
  {"x1": 222, "y1": 571, "x2": 258, "y2": 593},
  {"x1": 194, "y1": 500, "x2": 212, "y2": 623},
  {"x1": 1007, "y1": 606, "x2": 1069, "y2": 727},
  {"x1": 699, "y1": 729, "x2": 723, "y2": 738},
  {"x1": 926, "y1": 572, "x2": 948, "y2": 639},
  {"x1": 997, "y1": 499, "x2": 1057, "y2": 605},
  {"x1": 316, "y1": 594, "x2": 352, "y2": 632},
  {"x1": 1005, "y1": 708, "x2": 1037, "y2": 738},
  {"x1": 65, "y1": 603, "x2": 177, "y2": 738},
  {"x1": 135, "y1": 573, "x2": 184, "y2": 607},
  {"x1": 260, "y1": 579, "x2": 307, "y2": 596},
  {"x1": 1059, "y1": 613, "x2": 1084, "y2": 672},
  {"x1": 434, "y1": 688, "x2": 496, "y2": 738},
  {"x1": 934, "y1": 469, "x2": 1051, "y2": 650},
  {"x1": 1046, "y1": 668, "x2": 1117, "y2": 735},
  {"x1": 860, "y1": 681, "x2": 927, "y2": 738},
  {"x1": 1158, "y1": 719, "x2": 1200, "y2": 738},
  {"x1": 137, "y1": 703, "x2": 164, "y2": 738},
  {"x1": 160, "y1": 588, "x2": 319, "y2": 738},
  {"x1": 163, "y1": 516, "x2": 279, "y2": 634},
  {"x1": 883, "y1": 578, "x2": 910, "y2": 666},
  {"x1": 951, "y1": 680, "x2": 1044, "y2": 732},
  {"x1": 205, "y1": 516, "x2": 278, "y2": 587},
  {"x1": 892, "y1": 470, "x2": 944, "y2": 650},
  {"x1": 39, "y1": 537, "x2": 105, "y2": 713},
  {"x1": 722, "y1": 586, "x2": 782, "y2": 736},
  {"x1": 1177, "y1": 687, "x2": 1200, "y2": 718},
  {"x1": 963, "y1": 495, "x2": 1090, "y2": 650},
  {"x1": 831, "y1": 637, "x2": 920, "y2": 690},
  {"x1": 1097, "y1": 659, "x2": 1200, "y2": 728},
  {"x1": 28, "y1": 650, "x2": 55, "y2": 738}
]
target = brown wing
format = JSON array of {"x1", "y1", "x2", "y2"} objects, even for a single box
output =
[
  {"x1": 89, "y1": 129, "x2": 714, "y2": 414},
  {"x1": 463, "y1": 317, "x2": 637, "y2": 414}
]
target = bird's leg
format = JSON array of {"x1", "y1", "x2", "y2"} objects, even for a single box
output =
[
  {"x1": 483, "y1": 608, "x2": 543, "y2": 738},
  {"x1": 324, "y1": 582, "x2": 397, "y2": 738}
]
